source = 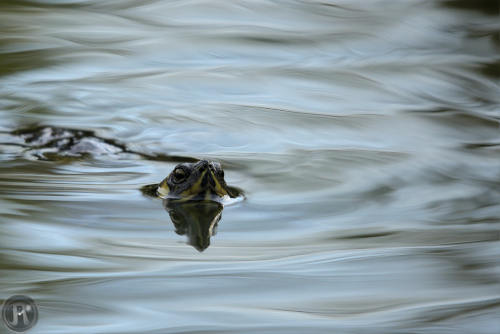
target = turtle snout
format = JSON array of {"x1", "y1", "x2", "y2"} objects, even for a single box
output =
[
  {"x1": 200, "y1": 168, "x2": 216, "y2": 191},
  {"x1": 196, "y1": 160, "x2": 210, "y2": 171}
]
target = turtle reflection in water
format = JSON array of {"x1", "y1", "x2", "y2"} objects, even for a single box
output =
[
  {"x1": 143, "y1": 160, "x2": 242, "y2": 251},
  {"x1": 166, "y1": 200, "x2": 223, "y2": 252}
]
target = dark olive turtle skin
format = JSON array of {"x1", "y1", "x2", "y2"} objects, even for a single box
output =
[{"x1": 158, "y1": 160, "x2": 234, "y2": 201}]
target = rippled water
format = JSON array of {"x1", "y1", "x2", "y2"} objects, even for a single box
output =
[{"x1": 1, "y1": 1, "x2": 499, "y2": 333}]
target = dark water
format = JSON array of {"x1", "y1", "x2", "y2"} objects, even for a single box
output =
[{"x1": 1, "y1": 1, "x2": 499, "y2": 333}]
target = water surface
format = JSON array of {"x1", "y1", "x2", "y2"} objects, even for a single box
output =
[{"x1": 1, "y1": 1, "x2": 499, "y2": 333}]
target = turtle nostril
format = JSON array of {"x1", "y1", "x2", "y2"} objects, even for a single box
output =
[{"x1": 194, "y1": 161, "x2": 205, "y2": 172}]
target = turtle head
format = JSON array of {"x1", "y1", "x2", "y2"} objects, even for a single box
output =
[{"x1": 157, "y1": 160, "x2": 233, "y2": 201}]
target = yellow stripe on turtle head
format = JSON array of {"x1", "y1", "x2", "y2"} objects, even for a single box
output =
[
  {"x1": 157, "y1": 179, "x2": 170, "y2": 198},
  {"x1": 209, "y1": 169, "x2": 230, "y2": 197},
  {"x1": 180, "y1": 169, "x2": 207, "y2": 198}
]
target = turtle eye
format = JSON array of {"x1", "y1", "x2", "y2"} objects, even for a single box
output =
[{"x1": 172, "y1": 168, "x2": 188, "y2": 183}]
